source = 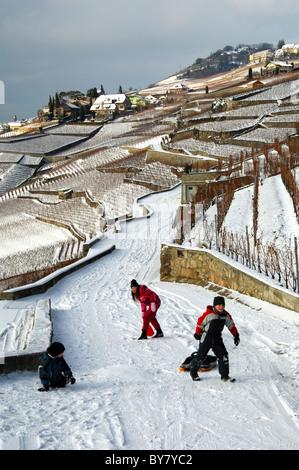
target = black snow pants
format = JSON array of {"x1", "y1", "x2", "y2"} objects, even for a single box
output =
[{"x1": 190, "y1": 334, "x2": 229, "y2": 378}]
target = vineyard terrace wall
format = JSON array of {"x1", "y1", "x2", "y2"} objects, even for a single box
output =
[{"x1": 160, "y1": 244, "x2": 299, "y2": 313}]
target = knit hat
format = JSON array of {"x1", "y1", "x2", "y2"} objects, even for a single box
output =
[
  {"x1": 47, "y1": 342, "x2": 65, "y2": 357},
  {"x1": 130, "y1": 279, "x2": 140, "y2": 288},
  {"x1": 213, "y1": 296, "x2": 225, "y2": 307}
]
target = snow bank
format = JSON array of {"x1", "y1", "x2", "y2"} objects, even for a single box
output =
[{"x1": 0, "y1": 298, "x2": 52, "y2": 374}]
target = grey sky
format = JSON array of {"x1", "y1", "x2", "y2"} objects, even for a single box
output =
[{"x1": 1, "y1": 0, "x2": 299, "y2": 123}]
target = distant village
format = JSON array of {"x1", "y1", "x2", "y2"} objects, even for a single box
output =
[{"x1": 1, "y1": 42, "x2": 299, "y2": 137}]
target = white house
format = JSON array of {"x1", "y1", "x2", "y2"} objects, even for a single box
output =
[
  {"x1": 91, "y1": 94, "x2": 131, "y2": 119},
  {"x1": 168, "y1": 83, "x2": 188, "y2": 94},
  {"x1": 144, "y1": 95, "x2": 161, "y2": 105}
]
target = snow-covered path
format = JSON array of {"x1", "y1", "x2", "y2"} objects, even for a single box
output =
[{"x1": 0, "y1": 185, "x2": 298, "y2": 450}]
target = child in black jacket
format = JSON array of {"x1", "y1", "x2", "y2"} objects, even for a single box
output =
[{"x1": 38, "y1": 342, "x2": 76, "y2": 392}]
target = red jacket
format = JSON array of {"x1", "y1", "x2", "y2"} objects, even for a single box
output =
[
  {"x1": 195, "y1": 305, "x2": 238, "y2": 341},
  {"x1": 139, "y1": 285, "x2": 161, "y2": 313}
]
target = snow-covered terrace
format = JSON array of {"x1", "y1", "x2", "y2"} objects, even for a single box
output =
[
  {"x1": 0, "y1": 152, "x2": 24, "y2": 164},
  {"x1": 0, "y1": 201, "x2": 78, "y2": 278},
  {"x1": 0, "y1": 165, "x2": 35, "y2": 196},
  {"x1": 219, "y1": 103, "x2": 279, "y2": 118},
  {"x1": 0, "y1": 134, "x2": 88, "y2": 156},
  {"x1": 49, "y1": 121, "x2": 139, "y2": 157},
  {"x1": 168, "y1": 139, "x2": 253, "y2": 159},
  {"x1": 192, "y1": 118, "x2": 259, "y2": 132},
  {"x1": 234, "y1": 125, "x2": 298, "y2": 143},
  {"x1": 263, "y1": 113, "x2": 299, "y2": 123},
  {"x1": 45, "y1": 124, "x2": 101, "y2": 136},
  {"x1": 130, "y1": 162, "x2": 180, "y2": 188},
  {"x1": 246, "y1": 78, "x2": 299, "y2": 101}
]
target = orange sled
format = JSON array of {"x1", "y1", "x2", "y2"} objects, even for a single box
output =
[{"x1": 179, "y1": 352, "x2": 217, "y2": 372}]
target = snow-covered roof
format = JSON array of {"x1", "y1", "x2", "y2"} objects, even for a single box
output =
[
  {"x1": 268, "y1": 60, "x2": 293, "y2": 67},
  {"x1": 91, "y1": 94, "x2": 128, "y2": 111},
  {"x1": 7, "y1": 121, "x2": 27, "y2": 127},
  {"x1": 282, "y1": 43, "x2": 299, "y2": 49},
  {"x1": 64, "y1": 102, "x2": 79, "y2": 109},
  {"x1": 169, "y1": 83, "x2": 187, "y2": 90}
]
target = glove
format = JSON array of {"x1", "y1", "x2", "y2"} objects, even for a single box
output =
[
  {"x1": 194, "y1": 333, "x2": 201, "y2": 341},
  {"x1": 38, "y1": 386, "x2": 49, "y2": 392},
  {"x1": 150, "y1": 302, "x2": 157, "y2": 312},
  {"x1": 234, "y1": 333, "x2": 240, "y2": 346},
  {"x1": 67, "y1": 376, "x2": 76, "y2": 385}
]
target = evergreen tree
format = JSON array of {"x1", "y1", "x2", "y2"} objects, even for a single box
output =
[
  {"x1": 55, "y1": 92, "x2": 60, "y2": 108},
  {"x1": 79, "y1": 104, "x2": 85, "y2": 122},
  {"x1": 86, "y1": 87, "x2": 98, "y2": 99},
  {"x1": 48, "y1": 96, "x2": 54, "y2": 120},
  {"x1": 277, "y1": 39, "x2": 285, "y2": 49}
]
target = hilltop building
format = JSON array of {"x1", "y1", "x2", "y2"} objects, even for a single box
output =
[
  {"x1": 249, "y1": 50, "x2": 274, "y2": 64},
  {"x1": 168, "y1": 83, "x2": 188, "y2": 94}
]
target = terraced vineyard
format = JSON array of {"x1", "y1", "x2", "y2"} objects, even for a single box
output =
[{"x1": 0, "y1": 71, "x2": 298, "y2": 291}]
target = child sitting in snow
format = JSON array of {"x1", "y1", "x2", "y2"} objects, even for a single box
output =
[{"x1": 38, "y1": 342, "x2": 76, "y2": 392}]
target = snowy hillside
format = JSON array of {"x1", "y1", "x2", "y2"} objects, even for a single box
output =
[
  {"x1": 0, "y1": 184, "x2": 298, "y2": 451},
  {"x1": 186, "y1": 170, "x2": 299, "y2": 292}
]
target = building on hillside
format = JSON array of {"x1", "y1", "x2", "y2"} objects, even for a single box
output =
[
  {"x1": 274, "y1": 49, "x2": 285, "y2": 60},
  {"x1": 282, "y1": 44, "x2": 299, "y2": 56},
  {"x1": 244, "y1": 79, "x2": 265, "y2": 89},
  {"x1": 90, "y1": 93, "x2": 132, "y2": 120},
  {"x1": 181, "y1": 171, "x2": 252, "y2": 204},
  {"x1": 37, "y1": 105, "x2": 50, "y2": 121},
  {"x1": 144, "y1": 95, "x2": 161, "y2": 106},
  {"x1": 54, "y1": 101, "x2": 80, "y2": 120},
  {"x1": 249, "y1": 50, "x2": 274, "y2": 64},
  {"x1": 129, "y1": 94, "x2": 150, "y2": 110},
  {"x1": 168, "y1": 83, "x2": 188, "y2": 94},
  {"x1": 7, "y1": 120, "x2": 28, "y2": 131},
  {"x1": 263, "y1": 61, "x2": 294, "y2": 74}
]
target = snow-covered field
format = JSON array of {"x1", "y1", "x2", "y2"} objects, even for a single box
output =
[{"x1": 0, "y1": 184, "x2": 298, "y2": 451}]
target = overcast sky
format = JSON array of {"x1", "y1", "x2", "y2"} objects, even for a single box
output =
[{"x1": 1, "y1": 0, "x2": 299, "y2": 123}]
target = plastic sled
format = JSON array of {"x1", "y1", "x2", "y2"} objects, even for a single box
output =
[{"x1": 179, "y1": 352, "x2": 217, "y2": 372}]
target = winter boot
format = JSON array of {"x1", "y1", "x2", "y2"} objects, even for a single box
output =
[
  {"x1": 153, "y1": 327, "x2": 164, "y2": 338},
  {"x1": 221, "y1": 376, "x2": 236, "y2": 383},
  {"x1": 190, "y1": 372, "x2": 201, "y2": 381},
  {"x1": 138, "y1": 329, "x2": 147, "y2": 340}
]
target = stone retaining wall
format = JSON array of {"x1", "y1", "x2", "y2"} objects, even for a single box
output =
[{"x1": 160, "y1": 244, "x2": 299, "y2": 313}]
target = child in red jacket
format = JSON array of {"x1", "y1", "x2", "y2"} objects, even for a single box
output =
[
  {"x1": 131, "y1": 279, "x2": 163, "y2": 340},
  {"x1": 190, "y1": 296, "x2": 240, "y2": 382}
]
